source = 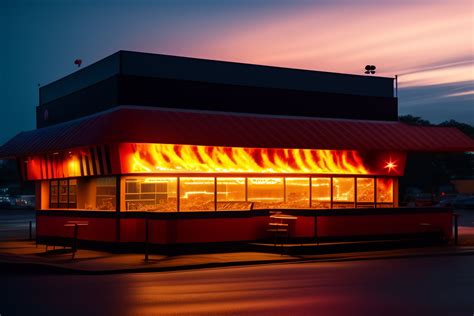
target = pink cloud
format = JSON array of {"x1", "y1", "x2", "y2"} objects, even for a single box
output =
[{"x1": 180, "y1": 0, "x2": 473, "y2": 88}]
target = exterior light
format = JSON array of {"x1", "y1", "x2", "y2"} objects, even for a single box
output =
[
  {"x1": 364, "y1": 65, "x2": 376, "y2": 75},
  {"x1": 384, "y1": 159, "x2": 398, "y2": 173}
]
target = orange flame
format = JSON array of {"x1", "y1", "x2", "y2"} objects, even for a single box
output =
[
  {"x1": 377, "y1": 178, "x2": 394, "y2": 203},
  {"x1": 124, "y1": 143, "x2": 370, "y2": 174}
]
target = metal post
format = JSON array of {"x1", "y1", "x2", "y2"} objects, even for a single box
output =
[
  {"x1": 245, "y1": 177, "x2": 248, "y2": 202},
  {"x1": 116, "y1": 175, "x2": 121, "y2": 243},
  {"x1": 177, "y1": 177, "x2": 180, "y2": 212},
  {"x1": 314, "y1": 215, "x2": 318, "y2": 246},
  {"x1": 145, "y1": 215, "x2": 149, "y2": 261},
  {"x1": 35, "y1": 217, "x2": 38, "y2": 248},
  {"x1": 453, "y1": 213, "x2": 459, "y2": 245},
  {"x1": 214, "y1": 177, "x2": 217, "y2": 211},
  {"x1": 353, "y1": 177, "x2": 357, "y2": 208},
  {"x1": 72, "y1": 223, "x2": 78, "y2": 259},
  {"x1": 374, "y1": 177, "x2": 377, "y2": 208},
  {"x1": 395, "y1": 75, "x2": 398, "y2": 98},
  {"x1": 29, "y1": 221, "x2": 32, "y2": 240},
  {"x1": 330, "y1": 177, "x2": 333, "y2": 209}
]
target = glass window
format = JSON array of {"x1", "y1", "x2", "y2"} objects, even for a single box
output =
[
  {"x1": 217, "y1": 178, "x2": 245, "y2": 201},
  {"x1": 50, "y1": 180, "x2": 58, "y2": 208},
  {"x1": 96, "y1": 177, "x2": 116, "y2": 211},
  {"x1": 76, "y1": 178, "x2": 95, "y2": 210},
  {"x1": 216, "y1": 178, "x2": 248, "y2": 210},
  {"x1": 333, "y1": 177, "x2": 355, "y2": 208},
  {"x1": 68, "y1": 179, "x2": 77, "y2": 206},
  {"x1": 311, "y1": 178, "x2": 331, "y2": 209},
  {"x1": 284, "y1": 178, "x2": 310, "y2": 208},
  {"x1": 180, "y1": 177, "x2": 215, "y2": 211},
  {"x1": 357, "y1": 178, "x2": 374, "y2": 205},
  {"x1": 70, "y1": 177, "x2": 116, "y2": 211},
  {"x1": 377, "y1": 178, "x2": 394, "y2": 204},
  {"x1": 126, "y1": 180, "x2": 139, "y2": 194},
  {"x1": 248, "y1": 177, "x2": 284, "y2": 209},
  {"x1": 47, "y1": 178, "x2": 117, "y2": 211},
  {"x1": 49, "y1": 179, "x2": 79, "y2": 209},
  {"x1": 125, "y1": 177, "x2": 177, "y2": 212},
  {"x1": 59, "y1": 180, "x2": 69, "y2": 207}
]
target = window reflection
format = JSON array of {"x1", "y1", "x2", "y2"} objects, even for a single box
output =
[
  {"x1": 95, "y1": 177, "x2": 116, "y2": 210},
  {"x1": 69, "y1": 179, "x2": 77, "y2": 205},
  {"x1": 50, "y1": 180, "x2": 58, "y2": 207},
  {"x1": 333, "y1": 177, "x2": 355, "y2": 208},
  {"x1": 284, "y1": 178, "x2": 310, "y2": 208},
  {"x1": 180, "y1": 177, "x2": 215, "y2": 211},
  {"x1": 48, "y1": 177, "x2": 116, "y2": 210},
  {"x1": 248, "y1": 178, "x2": 284, "y2": 209},
  {"x1": 46, "y1": 175, "x2": 395, "y2": 212},
  {"x1": 357, "y1": 178, "x2": 374, "y2": 207},
  {"x1": 217, "y1": 178, "x2": 245, "y2": 201},
  {"x1": 125, "y1": 177, "x2": 177, "y2": 212},
  {"x1": 311, "y1": 178, "x2": 331, "y2": 209},
  {"x1": 59, "y1": 180, "x2": 69, "y2": 208},
  {"x1": 377, "y1": 178, "x2": 394, "y2": 204},
  {"x1": 216, "y1": 178, "x2": 248, "y2": 210}
]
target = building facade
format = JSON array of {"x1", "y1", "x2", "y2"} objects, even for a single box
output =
[{"x1": 1, "y1": 51, "x2": 473, "y2": 245}]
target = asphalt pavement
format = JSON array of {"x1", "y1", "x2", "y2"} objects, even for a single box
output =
[
  {"x1": 1, "y1": 209, "x2": 474, "y2": 315},
  {"x1": 1, "y1": 254, "x2": 474, "y2": 316}
]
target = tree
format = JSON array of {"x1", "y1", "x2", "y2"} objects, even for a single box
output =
[
  {"x1": 398, "y1": 116, "x2": 473, "y2": 202},
  {"x1": 438, "y1": 120, "x2": 474, "y2": 139},
  {"x1": 398, "y1": 115, "x2": 432, "y2": 126}
]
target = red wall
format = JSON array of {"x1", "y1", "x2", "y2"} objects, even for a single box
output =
[
  {"x1": 36, "y1": 216, "x2": 117, "y2": 242},
  {"x1": 120, "y1": 217, "x2": 270, "y2": 244},
  {"x1": 317, "y1": 212, "x2": 452, "y2": 238},
  {"x1": 37, "y1": 210, "x2": 452, "y2": 244}
]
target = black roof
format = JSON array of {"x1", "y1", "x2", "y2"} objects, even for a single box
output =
[{"x1": 40, "y1": 50, "x2": 394, "y2": 105}]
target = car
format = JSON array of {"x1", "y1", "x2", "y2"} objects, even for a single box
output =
[
  {"x1": 414, "y1": 193, "x2": 436, "y2": 207},
  {"x1": 453, "y1": 196, "x2": 474, "y2": 209},
  {"x1": 436, "y1": 197, "x2": 455, "y2": 208}
]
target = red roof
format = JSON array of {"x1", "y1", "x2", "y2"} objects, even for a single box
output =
[{"x1": 1, "y1": 106, "x2": 473, "y2": 157}]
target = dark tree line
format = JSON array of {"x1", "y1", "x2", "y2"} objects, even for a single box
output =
[
  {"x1": 399, "y1": 115, "x2": 474, "y2": 138},
  {"x1": 0, "y1": 160, "x2": 34, "y2": 195},
  {"x1": 398, "y1": 116, "x2": 474, "y2": 201}
]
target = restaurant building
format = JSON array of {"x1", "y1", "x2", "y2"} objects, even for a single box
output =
[{"x1": 1, "y1": 51, "x2": 473, "y2": 245}]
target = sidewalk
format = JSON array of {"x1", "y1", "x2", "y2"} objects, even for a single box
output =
[
  {"x1": 4, "y1": 210, "x2": 474, "y2": 275},
  {"x1": 1, "y1": 236, "x2": 474, "y2": 275}
]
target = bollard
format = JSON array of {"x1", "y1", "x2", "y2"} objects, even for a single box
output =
[
  {"x1": 453, "y1": 213, "x2": 459, "y2": 245},
  {"x1": 29, "y1": 221, "x2": 32, "y2": 240}
]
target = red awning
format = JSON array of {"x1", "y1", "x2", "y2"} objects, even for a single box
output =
[{"x1": 1, "y1": 106, "x2": 473, "y2": 158}]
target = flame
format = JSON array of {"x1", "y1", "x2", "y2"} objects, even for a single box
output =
[
  {"x1": 125, "y1": 143, "x2": 370, "y2": 174},
  {"x1": 377, "y1": 178, "x2": 394, "y2": 203}
]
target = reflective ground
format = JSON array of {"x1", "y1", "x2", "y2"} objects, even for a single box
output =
[
  {"x1": 1, "y1": 255, "x2": 474, "y2": 315},
  {"x1": 0, "y1": 209, "x2": 35, "y2": 240},
  {"x1": 1, "y1": 209, "x2": 473, "y2": 316}
]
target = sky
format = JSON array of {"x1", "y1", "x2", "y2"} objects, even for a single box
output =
[{"x1": 1, "y1": 0, "x2": 473, "y2": 145}]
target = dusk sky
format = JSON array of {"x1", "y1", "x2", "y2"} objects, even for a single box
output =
[{"x1": 1, "y1": 0, "x2": 473, "y2": 145}]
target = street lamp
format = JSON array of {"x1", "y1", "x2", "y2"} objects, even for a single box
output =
[{"x1": 364, "y1": 65, "x2": 376, "y2": 75}]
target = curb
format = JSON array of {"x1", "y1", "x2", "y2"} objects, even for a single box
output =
[{"x1": 1, "y1": 248, "x2": 474, "y2": 275}]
